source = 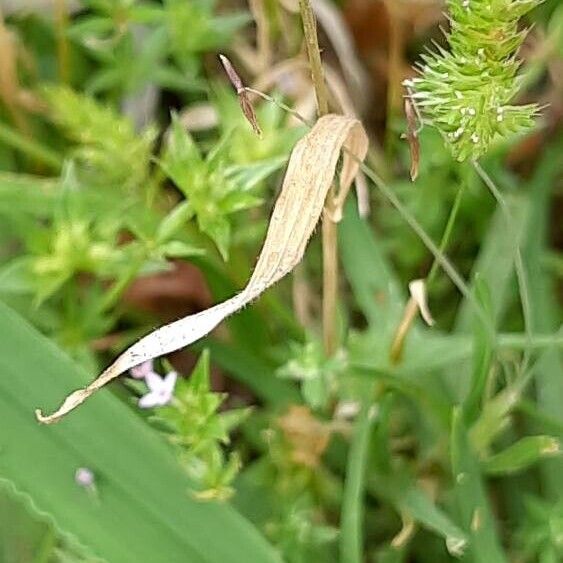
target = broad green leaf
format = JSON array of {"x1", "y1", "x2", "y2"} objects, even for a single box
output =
[
  {"x1": 448, "y1": 192, "x2": 529, "y2": 401},
  {"x1": 0, "y1": 300, "x2": 281, "y2": 563},
  {"x1": 0, "y1": 490, "x2": 55, "y2": 562}
]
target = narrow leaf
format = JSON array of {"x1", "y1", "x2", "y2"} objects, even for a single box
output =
[{"x1": 484, "y1": 436, "x2": 561, "y2": 476}]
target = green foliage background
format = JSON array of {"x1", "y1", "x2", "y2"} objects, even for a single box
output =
[{"x1": 0, "y1": 0, "x2": 561, "y2": 562}]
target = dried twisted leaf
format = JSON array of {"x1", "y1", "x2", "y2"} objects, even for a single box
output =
[{"x1": 36, "y1": 114, "x2": 368, "y2": 424}]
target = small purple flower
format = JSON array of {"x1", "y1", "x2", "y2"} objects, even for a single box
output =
[
  {"x1": 130, "y1": 359, "x2": 155, "y2": 379},
  {"x1": 75, "y1": 467, "x2": 95, "y2": 488},
  {"x1": 138, "y1": 371, "x2": 177, "y2": 409}
]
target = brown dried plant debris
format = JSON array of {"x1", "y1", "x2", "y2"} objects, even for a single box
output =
[{"x1": 277, "y1": 405, "x2": 332, "y2": 468}]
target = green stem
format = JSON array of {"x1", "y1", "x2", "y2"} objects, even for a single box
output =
[
  {"x1": 55, "y1": 0, "x2": 70, "y2": 84},
  {"x1": 472, "y1": 160, "x2": 533, "y2": 371},
  {"x1": 340, "y1": 396, "x2": 375, "y2": 563},
  {"x1": 357, "y1": 158, "x2": 494, "y2": 339},
  {"x1": 427, "y1": 178, "x2": 466, "y2": 285},
  {"x1": 0, "y1": 121, "x2": 62, "y2": 171},
  {"x1": 298, "y1": 0, "x2": 329, "y2": 117},
  {"x1": 298, "y1": 0, "x2": 339, "y2": 356},
  {"x1": 390, "y1": 176, "x2": 467, "y2": 363},
  {"x1": 497, "y1": 332, "x2": 563, "y2": 350}
]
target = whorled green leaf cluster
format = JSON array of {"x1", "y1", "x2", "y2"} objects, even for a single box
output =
[
  {"x1": 407, "y1": 0, "x2": 541, "y2": 161},
  {"x1": 158, "y1": 351, "x2": 250, "y2": 501},
  {"x1": 43, "y1": 85, "x2": 155, "y2": 190}
]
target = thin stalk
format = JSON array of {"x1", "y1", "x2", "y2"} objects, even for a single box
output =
[
  {"x1": 472, "y1": 160, "x2": 533, "y2": 371},
  {"x1": 298, "y1": 0, "x2": 338, "y2": 355},
  {"x1": 340, "y1": 396, "x2": 375, "y2": 563},
  {"x1": 389, "y1": 180, "x2": 467, "y2": 362},
  {"x1": 240, "y1": 84, "x2": 493, "y2": 338},
  {"x1": 389, "y1": 297, "x2": 418, "y2": 364},
  {"x1": 498, "y1": 332, "x2": 563, "y2": 350},
  {"x1": 427, "y1": 181, "x2": 466, "y2": 285},
  {"x1": 244, "y1": 87, "x2": 312, "y2": 126},
  {"x1": 358, "y1": 159, "x2": 494, "y2": 338},
  {"x1": 384, "y1": 1, "x2": 405, "y2": 160},
  {"x1": 298, "y1": 0, "x2": 329, "y2": 116},
  {"x1": 54, "y1": 0, "x2": 70, "y2": 84},
  {"x1": 0, "y1": 121, "x2": 62, "y2": 171}
]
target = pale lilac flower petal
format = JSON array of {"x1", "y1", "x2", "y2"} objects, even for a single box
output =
[
  {"x1": 130, "y1": 359, "x2": 154, "y2": 379},
  {"x1": 162, "y1": 371, "x2": 177, "y2": 395},
  {"x1": 138, "y1": 391, "x2": 162, "y2": 409},
  {"x1": 138, "y1": 371, "x2": 177, "y2": 409},
  {"x1": 145, "y1": 370, "x2": 164, "y2": 392},
  {"x1": 75, "y1": 467, "x2": 95, "y2": 487}
]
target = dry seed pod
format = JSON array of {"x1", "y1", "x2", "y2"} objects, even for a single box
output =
[
  {"x1": 404, "y1": 97, "x2": 420, "y2": 181},
  {"x1": 36, "y1": 114, "x2": 368, "y2": 424},
  {"x1": 219, "y1": 54, "x2": 262, "y2": 136}
]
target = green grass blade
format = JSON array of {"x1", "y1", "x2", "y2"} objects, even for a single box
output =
[
  {"x1": 339, "y1": 198, "x2": 404, "y2": 334},
  {"x1": 0, "y1": 300, "x2": 281, "y2": 563},
  {"x1": 454, "y1": 193, "x2": 530, "y2": 332},
  {"x1": 483, "y1": 435, "x2": 561, "y2": 476},
  {"x1": 340, "y1": 393, "x2": 375, "y2": 563},
  {"x1": 522, "y1": 141, "x2": 563, "y2": 497}
]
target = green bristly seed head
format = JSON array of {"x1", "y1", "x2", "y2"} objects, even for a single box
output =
[{"x1": 407, "y1": 0, "x2": 541, "y2": 161}]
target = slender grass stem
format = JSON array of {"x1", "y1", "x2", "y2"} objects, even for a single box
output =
[
  {"x1": 55, "y1": 0, "x2": 70, "y2": 84},
  {"x1": 427, "y1": 180, "x2": 466, "y2": 285},
  {"x1": 472, "y1": 160, "x2": 533, "y2": 371},
  {"x1": 389, "y1": 297, "x2": 418, "y2": 364},
  {"x1": 298, "y1": 0, "x2": 339, "y2": 356},
  {"x1": 358, "y1": 160, "x2": 494, "y2": 338},
  {"x1": 390, "y1": 178, "x2": 467, "y2": 362},
  {"x1": 340, "y1": 396, "x2": 375, "y2": 563},
  {"x1": 298, "y1": 0, "x2": 329, "y2": 117},
  {"x1": 498, "y1": 331, "x2": 563, "y2": 350}
]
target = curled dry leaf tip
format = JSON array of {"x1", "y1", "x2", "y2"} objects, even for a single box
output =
[
  {"x1": 36, "y1": 114, "x2": 368, "y2": 424},
  {"x1": 409, "y1": 278, "x2": 434, "y2": 326}
]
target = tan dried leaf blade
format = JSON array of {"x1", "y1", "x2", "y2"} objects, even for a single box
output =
[{"x1": 36, "y1": 114, "x2": 368, "y2": 424}]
